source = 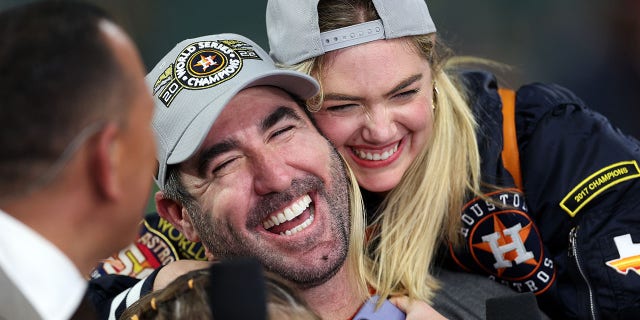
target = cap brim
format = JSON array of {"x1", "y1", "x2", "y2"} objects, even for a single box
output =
[{"x1": 166, "y1": 70, "x2": 319, "y2": 165}]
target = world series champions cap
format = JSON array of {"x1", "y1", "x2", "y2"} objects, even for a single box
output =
[
  {"x1": 266, "y1": 0, "x2": 437, "y2": 65},
  {"x1": 148, "y1": 33, "x2": 320, "y2": 189}
]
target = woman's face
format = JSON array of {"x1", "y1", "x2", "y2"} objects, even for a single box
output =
[{"x1": 314, "y1": 38, "x2": 434, "y2": 194}]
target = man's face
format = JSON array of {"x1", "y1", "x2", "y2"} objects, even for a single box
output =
[{"x1": 178, "y1": 86, "x2": 350, "y2": 286}]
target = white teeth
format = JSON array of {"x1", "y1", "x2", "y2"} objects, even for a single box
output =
[
  {"x1": 280, "y1": 213, "x2": 314, "y2": 236},
  {"x1": 354, "y1": 142, "x2": 399, "y2": 161},
  {"x1": 262, "y1": 195, "x2": 313, "y2": 231},
  {"x1": 283, "y1": 208, "x2": 294, "y2": 220}
]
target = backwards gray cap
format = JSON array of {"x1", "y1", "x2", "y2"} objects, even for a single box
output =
[
  {"x1": 148, "y1": 33, "x2": 320, "y2": 189},
  {"x1": 266, "y1": 0, "x2": 436, "y2": 66}
]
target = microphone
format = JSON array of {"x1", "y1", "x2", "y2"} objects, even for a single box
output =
[
  {"x1": 485, "y1": 292, "x2": 544, "y2": 320},
  {"x1": 208, "y1": 257, "x2": 267, "y2": 320}
]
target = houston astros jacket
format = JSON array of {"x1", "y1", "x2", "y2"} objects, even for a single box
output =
[{"x1": 445, "y1": 70, "x2": 640, "y2": 319}]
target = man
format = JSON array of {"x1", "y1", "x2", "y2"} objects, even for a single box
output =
[
  {"x1": 144, "y1": 32, "x2": 370, "y2": 319},
  {"x1": 0, "y1": 2, "x2": 156, "y2": 320}
]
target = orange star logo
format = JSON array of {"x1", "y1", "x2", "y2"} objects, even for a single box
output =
[
  {"x1": 195, "y1": 54, "x2": 219, "y2": 71},
  {"x1": 472, "y1": 216, "x2": 538, "y2": 277}
]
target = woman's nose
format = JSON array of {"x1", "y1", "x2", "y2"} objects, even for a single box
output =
[{"x1": 361, "y1": 108, "x2": 397, "y2": 144}]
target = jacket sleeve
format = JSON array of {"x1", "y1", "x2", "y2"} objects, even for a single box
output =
[
  {"x1": 514, "y1": 82, "x2": 640, "y2": 318},
  {"x1": 87, "y1": 269, "x2": 159, "y2": 320},
  {"x1": 86, "y1": 212, "x2": 207, "y2": 319}
]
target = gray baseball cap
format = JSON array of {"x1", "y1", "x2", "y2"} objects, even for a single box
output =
[
  {"x1": 148, "y1": 33, "x2": 320, "y2": 189},
  {"x1": 266, "y1": 0, "x2": 437, "y2": 66}
]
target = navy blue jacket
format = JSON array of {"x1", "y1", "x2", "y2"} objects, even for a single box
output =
[{"x1": 444, "y1": 71, "x2": 640, "y2": 319}]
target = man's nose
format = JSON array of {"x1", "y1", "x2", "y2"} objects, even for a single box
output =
[{"x1": 252, "y1": 151, "x2": 293, "y2": 196}]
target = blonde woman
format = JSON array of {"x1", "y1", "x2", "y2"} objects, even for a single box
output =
[
  {"x1": 266, "y1": 0, "x2": 640, "y2": 318},
  {"x1": 119, "y1": 262, "x2": 321, "y2": 320}
]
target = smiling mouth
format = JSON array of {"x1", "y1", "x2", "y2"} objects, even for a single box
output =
[
  {"x1": 262, "y1": 194, "x2": 315, "y2": 236},
  {"x1": 351, "y1": 141, "x2": 400, "y2": 161}
]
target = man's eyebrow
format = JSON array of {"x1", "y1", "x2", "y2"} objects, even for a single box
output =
[
  {"x1": 193, "y1": 106, "x2": 302, "y2": 177},
  {"x1": 384, "y1": 74, "x2": 423, "y2": 96},
  {"x1": 196, "y1": 139, "x2": 238, "y2": 177},
  {"x1": 260, "y1": 106, "x2": 303, "y2": 132}
]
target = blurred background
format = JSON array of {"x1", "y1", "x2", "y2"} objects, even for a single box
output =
[
  {"x1": 2, "y1": 0, "x2": 638, "y2": 209},
  {"x1": 2, "y1": 0, "x2": 636, "y2": 136}
]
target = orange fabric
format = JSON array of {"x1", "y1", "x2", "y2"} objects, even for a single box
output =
[{"x1": 498, "y1": 88, "x2": 523, "y2": 190}]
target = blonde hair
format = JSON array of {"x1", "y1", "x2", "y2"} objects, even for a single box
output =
[
  {"x1": 280, "y1": 0, "x2": 484, "y2": 303},
  {"x1": 343, "y1": 155, "x2": 372, "y2": 302},
  {"x1": 119, "y1": 268, "x2": 322, "y2": 320}
]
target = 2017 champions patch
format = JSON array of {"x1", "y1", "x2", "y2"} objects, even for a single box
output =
[
  {"x1": 560, "y1": 160, "x2": 640, "y2": 217},
  {"x1": 449, "y1": 189, "x2": 555, "y2": 295},
  {"x1": 152, "y1": 39, "x2": 260, "y2": 108}
]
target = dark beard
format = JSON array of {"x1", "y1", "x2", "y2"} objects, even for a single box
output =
[{"x1": 189, "y1": 148, "x2": 351, "y2": 287}]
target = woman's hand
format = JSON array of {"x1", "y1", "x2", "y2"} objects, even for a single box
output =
[{"x1": 389, "y1": 296, "x2": 448, "y2": 320}]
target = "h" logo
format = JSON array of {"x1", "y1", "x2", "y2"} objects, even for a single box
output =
[{"x1": 481, "y1": 223, "x2": 534, "y2": 269}]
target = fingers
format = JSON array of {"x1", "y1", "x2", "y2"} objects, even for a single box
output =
[
  {"x1": 389, "y1": 295, "x2": 411, "y2": 311},
  {"x1": 389, "y1": 296, "x2": 448, "y2": 320}
]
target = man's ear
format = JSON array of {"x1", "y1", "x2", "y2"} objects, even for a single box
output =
[
  {"x1": 92, "y1": 123, "x2": 121, "y2": 200},
  {"x1": 155, "y1": 191, "x2": 200, "y2": 242}
]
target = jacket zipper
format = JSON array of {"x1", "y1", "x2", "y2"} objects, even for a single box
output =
[{"x1": 569, "y1": 226, "x2": 598, "y2": 319}]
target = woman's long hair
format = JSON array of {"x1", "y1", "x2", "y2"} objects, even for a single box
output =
[{"x1": 282, "y1": 0, "x2": 483, "y2": 303}]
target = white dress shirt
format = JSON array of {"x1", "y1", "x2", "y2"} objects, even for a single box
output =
[{"x1": 0, "y1": 209, "x2": 86, "y2": 320}]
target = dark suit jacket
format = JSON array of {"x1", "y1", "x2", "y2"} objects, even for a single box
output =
[{"x1": 0, "y1": 267, "x2": 41, "y2": 320}]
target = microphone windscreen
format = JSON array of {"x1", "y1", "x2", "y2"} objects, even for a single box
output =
[
  {"x1": 208, "y1": 257, "x2": 267, "y2": 320},
  {"x1": 486, "y1": 292, "x2": 543, "y2": 320}
]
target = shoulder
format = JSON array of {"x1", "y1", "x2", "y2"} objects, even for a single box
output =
[
  {"x1": 91, "y1": 212, "x2": 206, "y2": 281},
  {"x1": 511, "y1": 81, "x2": 588, "y2": 144},
  {"x1": 454, "y1": 70, "x2": 598, "y2": 146},
  {"x1": 454, "y1": 70, "x2": 586, "y2": 118},
  {"x1": 432, "y1": 267, "x2": 549, "y2": 320}
]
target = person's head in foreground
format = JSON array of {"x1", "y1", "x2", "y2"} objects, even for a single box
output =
[
  {"x1": 119, "y1": 260, "x2": 321, "y2": 320},
  {"x1": 0, "y1": 0, "x2": 156, "y2": 275}
]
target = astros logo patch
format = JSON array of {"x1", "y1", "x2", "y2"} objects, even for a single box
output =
[
  {"x1": 450, "y1": 189, "x2": 555, "y2": 294},
  {"x1": 152, "y1": 39, "x2": 259, "y2": 107}
]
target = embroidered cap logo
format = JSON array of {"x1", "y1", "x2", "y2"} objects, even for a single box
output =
[{"x1": 153, "y1": 40, "x2": 246, "y2": 108}]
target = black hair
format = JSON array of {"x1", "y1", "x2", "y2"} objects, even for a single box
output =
[{"x1": 0, "y1": 1, "x2": 129, "y2": 195}]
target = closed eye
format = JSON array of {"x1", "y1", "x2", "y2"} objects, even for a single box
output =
[
  {"x1": 211, "y1": 156, "x2": 240, "y2": 176},
  {"x1": 393, "y1": 88, "x2": 420, "y2": 99},
  {"x1": 270, "y1": 125, "x2": 295, "y2": 139},
  {"x1": 322, "y1": 102, "x2": 363, "y2": 115}
]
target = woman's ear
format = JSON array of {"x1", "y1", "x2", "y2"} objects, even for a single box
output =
[{"x1": 155, "y1": 191, "x2": 200, "y2": 242}]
